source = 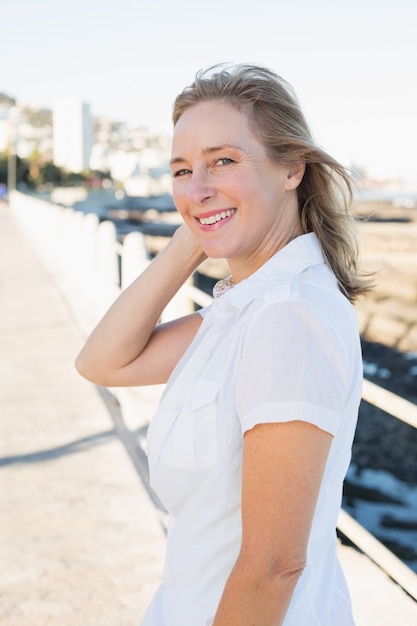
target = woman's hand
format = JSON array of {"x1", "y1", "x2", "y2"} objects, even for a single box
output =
[{"x1": 171, "y1": 221, "x2": 207, "y2": 265}]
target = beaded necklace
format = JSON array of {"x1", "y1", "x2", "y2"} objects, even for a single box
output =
[{"x1": 212, "y1": 275, "x2": 235, "y2": 298}]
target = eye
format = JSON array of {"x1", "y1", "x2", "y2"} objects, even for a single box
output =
[
  {"x1": 216, "y1": 157, "x2": 234, "y2": 166},
  {"x1": 172, "y1": 168, "x2": 192, "y2": 178}
]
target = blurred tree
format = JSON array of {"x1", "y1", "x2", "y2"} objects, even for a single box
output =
[
  {"x1": 40, "y1": 162, "x2": 64, "y2": 185},
  {"x1": 0, "y1": 152, "x2": 30, "y2": 187},
  {"x1": 0, "y1": 92, "x2": 16, "y2": 106},
  {"x1": 0, "y1": 154, "x2": 8, "y2": 184},
  {"x1": 1, "y1": 152, "x2": 113, "y2": 190},
  {"x1": 28, "y1": 149, "x2": 43, "y2": 185}
]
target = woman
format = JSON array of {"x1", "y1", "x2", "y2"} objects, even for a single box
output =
[{"x1": 76, "y1": 64, "x2": 371, "y2": 625}]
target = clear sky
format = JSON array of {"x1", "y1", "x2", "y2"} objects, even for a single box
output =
[{"x1": 3, "y1": 0, "x2": 417, "y2": 183}]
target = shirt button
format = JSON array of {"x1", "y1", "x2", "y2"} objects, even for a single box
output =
[
  {"x1": 201, "y1": 349, "x2": 210, "y2": 360},
  {"x1": 168, "y1": 400, "x2": 178, "y2": 411},
  {"x1": 218, "y1": 300, "x2": 229, "y2": 311},
  {"x1": 185, "y1": 397, "x2": 192, "y2": 408}
]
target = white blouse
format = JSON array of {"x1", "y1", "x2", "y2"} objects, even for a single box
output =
[{"x1": 141, "y1": 233, "x2": 362, "y2": 626}]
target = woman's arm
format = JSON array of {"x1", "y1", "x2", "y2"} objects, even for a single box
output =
[
  {"x1": 75, "y1": 224, "x2": 207, "y2": 387},
  {"x1": 211, "y1": 420, "x2": 332, "y2": 626}
]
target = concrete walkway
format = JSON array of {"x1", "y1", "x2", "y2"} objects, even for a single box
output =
[
  {"x1": 0, "y1": 202, "x2": 165, "y2": 626},
  {"x1": 1, "y1": 200, "x2": 417, "y2": 625}
]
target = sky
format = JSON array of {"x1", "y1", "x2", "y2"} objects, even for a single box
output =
[{"x1": 2, "y1": 0, "x2": 417, "y2": 184}]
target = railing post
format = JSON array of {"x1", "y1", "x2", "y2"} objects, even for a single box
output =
[
  {"x1": 78, "y1": 212, "x2": 100, "y2": 301},
  {"x1": 121, "y1": 231, "x2": 149, "y2": 290},
  {"x1": 95, "y1": 220, "x2": 120, "y2": 316},
  {"x1": 161, "y1": 278, "x2": 195, "y2": 322}
]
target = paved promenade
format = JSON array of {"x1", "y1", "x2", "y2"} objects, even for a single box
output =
[
  {"x1": 0, "y1": 203, "x2": 166, "y2": 626},
  {"x1": 1, "y1": 200, "x2": 417, "y2": 625}
]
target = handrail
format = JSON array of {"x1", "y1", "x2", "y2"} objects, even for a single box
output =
[
  {"x1": 338, "y1": 509, "x2": 417, "y2": 601},
  {"x1": 362, "y1": 378, "x2": 417, "y2": 429},
  {"x1": 186, "y1": 284, "x2": 215, "y2": 309}
]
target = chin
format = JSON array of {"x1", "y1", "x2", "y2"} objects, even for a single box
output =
[{"x1": 201, "y1": 244, "x2": 229, "y2": 260}]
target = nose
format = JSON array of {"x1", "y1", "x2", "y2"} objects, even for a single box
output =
[{"x1": 187, "y1": 168, "x2": 215, "y2": 205}]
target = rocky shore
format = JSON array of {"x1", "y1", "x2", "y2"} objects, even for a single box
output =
[
  {"x1": 352, "y1": 200, "x2": 417, "y2": 483},
  {"x1": 354, "y1": 199, "x2": 417, "y2": 353}
]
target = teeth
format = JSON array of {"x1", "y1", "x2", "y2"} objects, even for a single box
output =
[{"x1": 199, "y1": 209, "x2": 236, "y2": 225}]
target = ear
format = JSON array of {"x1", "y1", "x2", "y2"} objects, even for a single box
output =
[{"x1": 285, "y1": 161, "x2": 305, "y2": 190}]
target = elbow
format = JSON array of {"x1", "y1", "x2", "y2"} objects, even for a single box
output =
[
  {"x1": 75, "y1": 350, "x2": 127, "y2": 387},
  {"x1": 270, "y1": 557, "x2": 306, "y2": 586},
  {"x1": 237, "y1": 551, "x2": 307, "y2": 593},
  {"x1": 74, "y1": 351, "x2": 92, "y2": 381},
  {"x1": 74, "y1": 350, "x2": 104, "y2": 386}
]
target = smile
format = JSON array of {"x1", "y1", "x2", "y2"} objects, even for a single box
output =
[{"x1": 198, "y1": 209, "x2": 237, "y2": 225}]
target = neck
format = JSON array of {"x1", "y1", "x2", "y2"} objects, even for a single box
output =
[{"x1": 228, "y1": 225, "x2": 303, "y2": 284}]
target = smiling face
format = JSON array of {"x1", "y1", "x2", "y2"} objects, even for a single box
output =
[{"x1": 170, "y1": 100, "x2": 305, "y2": 281}]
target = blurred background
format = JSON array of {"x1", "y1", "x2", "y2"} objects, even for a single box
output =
[
  {"x1": 1, "y1": 0, "x2": 417, "y2": 623},
  {"x1": 1, "y1": 0, "x2": 417, "y2": 189}
]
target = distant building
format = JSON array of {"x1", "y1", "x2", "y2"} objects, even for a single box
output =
[{"x1": 53, "y1": 98, "x2": 92, "y2": 172}]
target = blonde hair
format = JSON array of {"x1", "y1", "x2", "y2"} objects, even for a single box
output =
[{"x1": 173, "y1": 64, "x2": 372, "y2": 302}]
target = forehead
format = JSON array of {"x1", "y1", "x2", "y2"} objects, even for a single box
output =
[{"x1": 172, "y1": 100, "x2": 259, "y2": 152}]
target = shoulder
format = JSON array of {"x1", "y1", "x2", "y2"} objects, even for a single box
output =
[
  {"x1": 239, "y1": 267, "x2": 361, "y2": 376},
  {"x1": 250, "y1": 266, "x2": 354, "y2": 329}
]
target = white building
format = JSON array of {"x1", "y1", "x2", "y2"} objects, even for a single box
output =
[{"x1": 53, "y1": 98, "x2": 92, "y2": 172}]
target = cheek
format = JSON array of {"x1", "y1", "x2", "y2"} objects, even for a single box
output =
[
  {"x1": 172, "y1": 186, "x2": 187, "y2": 214},
  {"x1": 172, "y1": 190, "x2": 198, "y2": 230}
]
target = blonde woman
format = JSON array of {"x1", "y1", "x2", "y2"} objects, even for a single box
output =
[{"x1": 76, "y1": 64, "x2": 371, "y2": 626}]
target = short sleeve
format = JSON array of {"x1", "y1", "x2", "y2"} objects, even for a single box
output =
[{"x1": 236, "y1": 298, "x2": 351, "y2": 436}]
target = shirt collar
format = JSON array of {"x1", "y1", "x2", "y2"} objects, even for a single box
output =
[{"x1": 217, "y1": 233, "x2": 325, "y2": 310}]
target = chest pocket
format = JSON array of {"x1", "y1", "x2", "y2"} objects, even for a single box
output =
[{"x1": 160, "y1": 381, "x2": 220, "y2": 471}]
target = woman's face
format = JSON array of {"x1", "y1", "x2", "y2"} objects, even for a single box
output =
[{"x1": 170, "y1": 100, "x2": 304, "y2": 281}]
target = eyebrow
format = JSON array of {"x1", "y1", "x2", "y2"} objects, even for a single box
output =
[{"x1": 170, "y1": 144, "x2": 242, "y2": 166}]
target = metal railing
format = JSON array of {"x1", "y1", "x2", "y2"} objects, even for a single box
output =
[
  {"x1": 338, "y1": 380, "x2": 417, "y2": 601},
  {"x1": 10, "y1": 190, "x2": 417, "y2": 601}
]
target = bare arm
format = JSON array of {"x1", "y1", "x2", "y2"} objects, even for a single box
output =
[
  {"x1": 75, "y1": 224, "x2": 207, "y2": 387},
  {"x1": 211, "y1": 420, "x2": 332, "y2": 626}
]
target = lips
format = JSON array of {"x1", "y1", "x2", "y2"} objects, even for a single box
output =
[{"x1": 198, "y1": 208, "x2": 237, "y2": 225}]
